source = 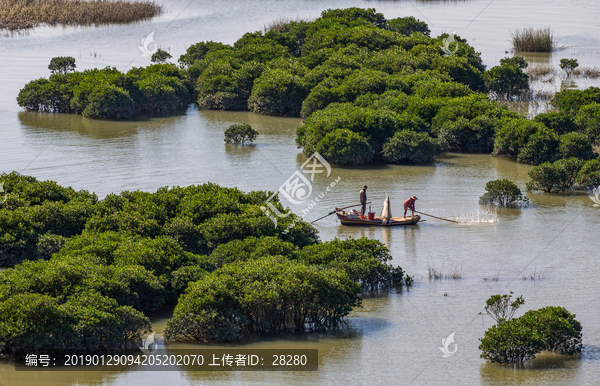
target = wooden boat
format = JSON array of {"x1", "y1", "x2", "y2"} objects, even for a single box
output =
[{"x1": 336, "y1": 210, "x2": 421, "y2": 226}]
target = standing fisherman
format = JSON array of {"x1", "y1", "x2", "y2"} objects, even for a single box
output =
[
  {"x1": 359, "y1": 185, "x2": 368, "y2": 218},
  {"x1": 403, "y1": 195, "x2": 418, "y2": 218}
]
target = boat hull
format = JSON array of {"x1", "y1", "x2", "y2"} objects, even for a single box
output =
[{"x1": 337, "y1": 213, "x2": 420, "y2": 226}]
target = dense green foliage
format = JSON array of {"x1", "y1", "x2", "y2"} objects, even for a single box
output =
[
  {"x1": 559, "y1": 58, "x2": 579, "y2": 76},
  {"x1": 524, "y1": 88, "x2": 600, "y2": 194},
  {"x1": 175, "y1": 7, "x2": 523, "y2": 165},
  {"x1": 315, "y1": 129, "x2": 374, "y2": 165},
  {"x1": 164, "y1": 256, "x2": 361, "y2": 342},
  {"x1": 18, "y1": 61, "x2": 190, "y2": 117},
  {"x1": 1, "y1": 174, "x2": 410, "y2": 354},
  {"x1": 552, "y1": 87, "x2": 600, "y2": 116},
  {"x1": 575, "y1": 102, "x2": 600, "y2": 144},
  {"x1": 387, "y1": 16, "x2": 430, "y2": 36},
  {"x1": 151, "y1": 49, "x2": 172, "y2": 64},
  {"x1": 247, "y1": 60, "x2": 309, "y2": 116},
  {"x1": 533, "y1": 112, "x2": 577, "y2": 135},
  {"x1": 479, "y1": 294, "x2": 582, "y2": 364},
  {"x1": 484, "y1": 57, "x2": 529, "y2": 97},
  {"x1": 559, "y1": 132, "x2": 595, "y2": 160},
  {"x1": 576, "y1": 158, "x2": 600, "y2": 190},
  {"x1": 224, "y1": 123, "x2": 258, "y2": 145},
  {"x1": 0, "y1": 292, "x2": 150, "y2": 360},
  {"x1": 479, "y1": 179, "x2": 527, "y2": 207},
  {"x1": 295, "y1": 237, "x2": 410, "y2": 290},
  {"x1": 18, "y1": 8, "x2": 598, "y2": 168},
  {"x1": 526, "y1": 158, "x2": 586, "y2": 192},
  {"x1": 381, "y1": 130, "x2": 437, "y2": 163},
  {"x1": 48, "y1": 56, "x2": 76, "y2": 75},
  {"x1": 493, "y1": 119, "x2": 551, "y2": 161},
  {"x1": 82, "y1": 84, "x2": 136, "y2": 119}
]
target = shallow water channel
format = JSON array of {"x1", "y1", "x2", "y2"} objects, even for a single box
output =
[{"x1": 1, "y1": 0, "x2": 600, "y2": 385}]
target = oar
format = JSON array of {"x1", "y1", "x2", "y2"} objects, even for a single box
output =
[
  {"x1": 311, "y1": 202, "x2": 372, "y2": 224},
  {"x1": 414, "y1": 210, "x2": 460, "y2": 223}
]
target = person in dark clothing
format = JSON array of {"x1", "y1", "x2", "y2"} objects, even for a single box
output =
[
  {"x1": 359, "y1": 185, "x2": 368, "y2": 217},
  {"x1": 403, "y1": 196, "x2": 418, "y2": 218}
]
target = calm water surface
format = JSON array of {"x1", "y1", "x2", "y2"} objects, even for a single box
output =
[{"x1": 1, "y1": 0, "x2": 599, "y2": 385}]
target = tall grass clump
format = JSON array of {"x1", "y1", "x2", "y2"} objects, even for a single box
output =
[
  {"x1": 511, "y1": 27, "x2": 553, "y2": 52},
  {"x1": 0, "y1": 0, "x2": 162, "y2": 31}
]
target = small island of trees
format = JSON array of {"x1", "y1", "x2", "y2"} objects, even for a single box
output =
[
  {"x1": 479, "y1": 293, "x2": 582, "y2": 363},
  {"x1": 15, "y1": 7, "x2": 600, "y2": 181}
]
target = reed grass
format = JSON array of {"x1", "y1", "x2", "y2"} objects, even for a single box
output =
[
  {"x1": 511, "y1": 27, "x2": 553, "y2": 52},
  {"x1": 572, "y1": 66, "x2": 600, "y2": 78},
  {"x1": 0, "y1": 0, "x2": 162, "y2": 31},
  {"x1": 522, "y1": 268, "x2": 545, "y2": 281},
  {"x1": 524, "y1": 63, "x2": 599, "y2": 85},
  {"x1": 427, "y1": 264, "x2": 462, "y2": 280},
  {"x1": 525, "y1": 64, "x2": 556, "y2": 81}
]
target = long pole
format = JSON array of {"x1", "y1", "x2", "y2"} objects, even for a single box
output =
[
  {"x1": 414, "y1": 211, "x2": 459, "y2": 223},
  {"x1": 311, "y1": 202, "x2": 372, "y2": 224}
]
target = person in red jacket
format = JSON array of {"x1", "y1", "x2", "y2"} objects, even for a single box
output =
[{"x1": 403, "y1": 196, "x2": 418, "y2": 218}]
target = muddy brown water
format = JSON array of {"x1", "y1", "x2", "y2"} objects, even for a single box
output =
[{"x1": 1, "y1": 0, "x2": 600, "y2": 384}]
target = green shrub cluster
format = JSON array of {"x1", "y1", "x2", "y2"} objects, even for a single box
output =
[
  {"x1": 479, "y1": 305, "x2": 582, "y2": 363},
  {"x1": 206, "y1": 236, "x2": 408, "y2": 291},
  {"x1": 17, "y1": 62, "x2": 191, "y2": 118},
  {"x1": 0, "y1": 172, "x2": 97, "y2": 265},
  {"x1": 297, "y1": 89, "x2": 517, "y2": 164},
  {"x1": 22, "y1": 9, "x2": 599, "y2": 170},
  {"x1": 551, "y1": 87, "x2": 600, "y2": 144},
  {"x1": 493, "y1": 119, "x2": 596, "y2": 165},
  {"x1": 164, "y1": 256, "x2": 361, "y2": 342},
  {"x1": 484, "y1": 57, "x2": 529, "y2": 97},
  {"x1": 0, "y1": 171, "x2": 317, "y2": 267},
  {"x1": 526, "y1": 157, "x2": 599, "y2": 192},
  {"x1": 1, "y1": 174, "x2": 410, "y2": 353},
  {"x1": 479, "y1": 179, "x2": 528, "y2": 206},
  {"x1": 166, "y1": 237, "x2": 410, "y2": 343},
  {"x1": 224, "y1": 123, "x2": 258, "y2": 144},
  {"x1": 48, "y1": 56, "x2": 76, "y2": 75},
  {"x1": 519, "y1": 87, "x2": 600, "y2": 192},
  {"x1": 175, "y1": 7, "x2": 502, "y2": 156},
  {"x1": 0, "y1": 292, "x2": 150, "y2": 360}
]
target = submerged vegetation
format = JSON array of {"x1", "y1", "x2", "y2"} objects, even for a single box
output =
[
  {"x1": 479, "y1": 294, "x2": 582, "y2": 363},
  {"x1": 0, "y1": 172, "x2": 410, "y2": 357},
  {"x1": 0, "y1": 0, "x2": 162, "y2": 32}
]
